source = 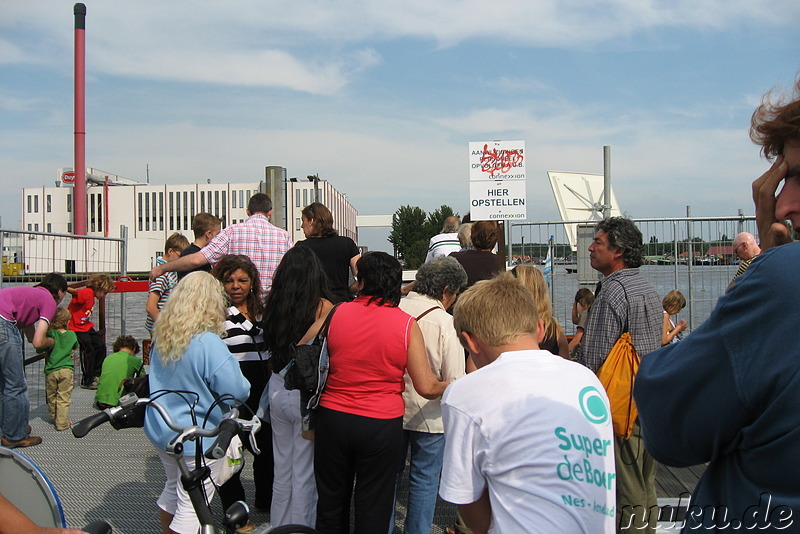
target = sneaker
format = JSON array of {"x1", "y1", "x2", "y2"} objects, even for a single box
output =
[{"x1": 1, "y1": 435, "x2": 43, "y2": 448}]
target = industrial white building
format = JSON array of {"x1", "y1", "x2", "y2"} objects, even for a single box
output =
[{"x1": 19, "y1": 166, "x2": 358, "y2": 273}]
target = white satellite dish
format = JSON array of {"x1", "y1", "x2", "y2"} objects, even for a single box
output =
[{"x1": 547, "y1": 171, "x2": 622, "y2": 251}]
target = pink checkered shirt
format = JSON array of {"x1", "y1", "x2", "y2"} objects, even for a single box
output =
[{"x1": 201, "y1": 214, "x2": 293, "y2": 295}]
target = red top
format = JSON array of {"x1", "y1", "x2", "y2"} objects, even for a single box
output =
[
  {"x1": 321, "y1": 296, "x2": 413, "y2": 419},
  {"x1": 68, "y1": 287, "x2": 95, "y2": 332}
]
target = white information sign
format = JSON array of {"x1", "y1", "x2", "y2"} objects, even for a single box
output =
[
  {"x1": 469, "y1": 140, "x2": 526, "y2": 181},
  {"x1": 469, "y1": 180, "x2": 527, "y2": 220},
  {"x1": 468, "y1": 140, "x2": 527, "y2": 220}
]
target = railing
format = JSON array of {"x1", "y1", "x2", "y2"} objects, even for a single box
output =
[
  {"x1": 1, "y1": 227, "x2": 136, "y2": 409},
  {"x1": 511, "y1": 215, "x2": 757, "y2": 334}
]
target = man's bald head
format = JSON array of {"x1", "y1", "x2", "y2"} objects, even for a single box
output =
[{"x1": 732, "y1": 232, "x2": 761, "y2": 261}]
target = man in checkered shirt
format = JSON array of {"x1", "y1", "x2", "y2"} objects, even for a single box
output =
[
  {"x1": 581, "y1": 216, "x2": 662, "y2": 534},
  {"x1": 149, "y1": 193, "x2": 292, "y2": 296}
]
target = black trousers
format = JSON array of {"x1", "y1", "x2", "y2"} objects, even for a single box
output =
[
  {"x1": 219, "y1": 360, "x2": 274, "y2": 511},
  {"x1": 314, "y1": 406, "x2": 403, "y2": 534},
  {"x1": 76, "y1": 329, "x2": 106, "y2": 385}
]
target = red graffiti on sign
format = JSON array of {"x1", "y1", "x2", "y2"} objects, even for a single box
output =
[{"x1": 479, "y1": 144, "x2": 524, "y2": 177}]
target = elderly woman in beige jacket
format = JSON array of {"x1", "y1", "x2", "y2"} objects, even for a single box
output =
[{"x1": 394, "y1": 256, "x2": 468, "y2": 534}]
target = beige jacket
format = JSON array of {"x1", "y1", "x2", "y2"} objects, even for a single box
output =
[{"x1": 399, "y1": 292, "x2": 466, "y2": 433}]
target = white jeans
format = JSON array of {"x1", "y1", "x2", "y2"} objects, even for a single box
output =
[
  {"x1": 155, "y1": 447, "x2": 223, "y2": 534},
  {"x1": 268, "y1": 372, "x2": 317, "y2": 527}
]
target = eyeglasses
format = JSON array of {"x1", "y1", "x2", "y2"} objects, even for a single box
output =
[{"x1": 732, "y1": 242, "x2": 744, "y2": 256}]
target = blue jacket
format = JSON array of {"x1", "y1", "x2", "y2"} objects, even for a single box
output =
[
  {"x1": 635, "y1": 243, "x2": 800, "y2": 531},
  {"x1": 145, "y1": 331, "x2": 250, "y2": 456}
]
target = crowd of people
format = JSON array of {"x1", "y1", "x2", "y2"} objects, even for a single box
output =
[{"x1": 2, "y1": 77, "x2": 800, "y2": 534}]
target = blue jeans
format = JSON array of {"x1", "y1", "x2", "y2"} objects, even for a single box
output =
[
  {"x1": 391, "y1": 430, "x2": 445, "y2": 534},
  {"x1": 0, "y1": 319, "x2": 29, "y2": 441}
]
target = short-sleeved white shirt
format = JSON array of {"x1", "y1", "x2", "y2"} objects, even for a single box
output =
[{"x1": 439, "y1": 350, "x2": 616, "y2": 534}]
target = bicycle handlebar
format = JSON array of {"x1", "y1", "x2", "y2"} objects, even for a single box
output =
[
  {"x1": 72, "y1": 410, "x2": 111, "y2": 438},
  {"x1": 71, "y1": 393, "x2": 261, "y2": 456},
  {"x1": 205, "y1": 418, "x2": 240, "y2": 460}
]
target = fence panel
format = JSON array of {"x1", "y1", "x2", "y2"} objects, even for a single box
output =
[
  {"x1": 511, "y1": 216, "x2": 757, "y2": 336},
  {"x1": 1, "y1": 228, "x2": 129, "y2": 410}
]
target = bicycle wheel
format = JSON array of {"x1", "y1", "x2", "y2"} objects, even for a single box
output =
[{"x1": 266, "y1": 525, "x2": 319, "y2": 534}]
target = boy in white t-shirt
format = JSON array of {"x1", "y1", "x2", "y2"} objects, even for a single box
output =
[{"x1": 440, "y1": 274, "x2": 617, "y2": 534}]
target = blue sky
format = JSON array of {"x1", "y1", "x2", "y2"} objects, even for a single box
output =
[{"x1": 2, "y1": 1, "x2": 799, "y2": 250}]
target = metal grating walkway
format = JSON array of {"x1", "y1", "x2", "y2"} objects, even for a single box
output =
[
  {"x1": 16, "y1": 367, "x2": 458, "y2": 533},
  {"x1": 13, "y1": 359, "x2": 700, "y2": 533}
]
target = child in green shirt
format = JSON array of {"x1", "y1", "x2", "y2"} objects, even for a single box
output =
[
  {"x1": 95, "y1": 335, "x2": 145, "y2": 409},
  {"x1": 39, "y1": 307, "x2": 79, "y2": 431}
]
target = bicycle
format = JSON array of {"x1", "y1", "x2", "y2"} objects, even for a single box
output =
[{"x1": 72, "y1": 391, "x2": 319, "y2": 534}]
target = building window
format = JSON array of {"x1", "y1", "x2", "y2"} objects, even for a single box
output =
[
  {"x1": 34, "y1": 195, "x2": 39, "y2": 213},
  {"x1": 207, "y1": 192, "x2": 212, "y2": 214},
  {"x1": 200, "y1": 191, "x2": 205, "y2": 212},
  {"x1": 27, "y1": 195, "x2": 32, "y2": 213},
  {"x1": 159, "y1": 192, "x2": 164, "y2": 231},
  {"x1": 34, "y1": 223, "x2": 39, "y2": 231},
  {"x1": 67, "y1": 222, "x2": 72, "y2": 233},
  {"x1": 175, "y1": 192, "x2": 181, "y2": 230},
  {"x1": 169, "y1": 192, "x2": 174, "y2": 231},
  {"x1": 138, "y1": 192, "x2": 143, "y2": 231},
  {"x1": 240, "y1": 190, "x2": 245, "y2": 208},
  {"x1": 296, "y1": 218, "x2": 301, "y2": 231},
  {"x1": 67, "y1": 194, "x2": 72, "y2": 213},
  {"x1": 221, "y1": 191, "x2": 227, "y2": 228},
  {"x1": 47, "y1": 223, "x2": 52, "y2": 233},
  {"x1": 90, "y1": 194, "x2": 96, "y2": 232},
  {"x1": 190, "y1": 191, "x2": 195, "y2": 219},
  {"x1": 232, "y1": 190, "x2": 237, "y2": 209},
  {"x1": 27, "y1": 224, "x2": 32, "y2": 231},
  {"x1": 151, "y1": 192, "x2": 157, "y2": 231},
  {"x1": 296, "y1": 189, "x2": 300, "y2": 208},
  {"x1": 97, "y1": 194, "x2": 103, "y2": 233},
  {"x1": 183, "y1": 192, "x2": 189, "y2": 230},
  {"x1": 47, "y1": 195, "x2": 52, "y2": 213},
  {"x1": 145, "y1": 192, "x2": 150, "y2": 231}
]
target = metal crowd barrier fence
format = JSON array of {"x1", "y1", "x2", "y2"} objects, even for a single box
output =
[
  {"x1": 0, "y1": 227, "x2": 138, "y2": 411},
  {"x1": 510, "y1": 215, "x2": 757, "y2": 336}
]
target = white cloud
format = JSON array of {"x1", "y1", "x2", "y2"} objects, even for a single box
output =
[{"x1": 2, "y1": 0, "x2": 796, "y2": 90}]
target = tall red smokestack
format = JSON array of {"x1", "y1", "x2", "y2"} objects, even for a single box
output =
[{"x1": 74, "y1": 3, "x2": 87, "y2": 235}]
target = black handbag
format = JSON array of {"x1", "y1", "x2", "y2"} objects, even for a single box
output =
[{"x1": 283, "y1": 304, "x2": 339, "y2": 392}]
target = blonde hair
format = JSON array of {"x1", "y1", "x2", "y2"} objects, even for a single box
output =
[
  {"x1": 453, "y1": 275, "x2": 538, "y2": 347},
  {"x1": 510, "y1": 265, "x2": 562, "y2": 341},
  {"x1": 50, "y1": 307, "x2": 70, "y2": 330},
  {"x1": 152, "y1": 271, "x2": 227, "y2": 364},
  {"x1": 86, "y1": 273, "x2": 116, "y2": 294},
  {"x1": 662, "y1": 290, "x2": 686, "y2": 316}
]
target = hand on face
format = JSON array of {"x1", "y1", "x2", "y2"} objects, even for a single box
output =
[{"x1": 752, "y1": 155, "x2": 791, "y2": 251}]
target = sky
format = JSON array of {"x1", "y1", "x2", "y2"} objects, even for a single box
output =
[{"x1": 1, "y1": 0, "x2": 799, "y2": 252}]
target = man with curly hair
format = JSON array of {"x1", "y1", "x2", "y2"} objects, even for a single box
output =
[
  {"x1": 635, "y1": 78, "x2": 800, "y2": 530},
  {"x1": 581, "y1": 216, "x2": 662, "y2": 534}
]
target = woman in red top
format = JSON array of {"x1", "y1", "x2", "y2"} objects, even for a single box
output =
[{"x1": 314, "y1": 251, "x2": 449, "y2": 534}]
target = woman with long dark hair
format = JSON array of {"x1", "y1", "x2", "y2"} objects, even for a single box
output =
[
  {"x1": 262, "y1": 246, "x2": 335, "y2": 527},
  {"x1": 314, "y1": 251, "x2": 449, "y2": 534},
  {"x1": 211, "y1": 255, "x2": 273, "y2": 518},
  {"x1": 295, "y1": 202, "x2": 360, "y2": 303}
]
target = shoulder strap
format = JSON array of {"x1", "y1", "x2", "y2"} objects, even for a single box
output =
[
  {"x1": 610, "y1": 279, "x2": 631, "y2": 333},
  {"x1": 316, "y1": 303, "x2": 341, "y2": 341},
  {"x1": 415, "y1": 306, "x2": 439, "y2": 321}
]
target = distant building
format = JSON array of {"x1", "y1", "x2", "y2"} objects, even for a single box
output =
[{"x1": 19, "y1": 167, "x2": 357, "y2": 272}]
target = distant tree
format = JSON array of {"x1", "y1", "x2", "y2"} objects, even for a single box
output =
[
  {"x1": 424, "y1": 205, "x2": 458, "y2": 238},
  {"x1": 389, "y1": 205, "x2": 428, "y2": 269},
  {"x1": 389, "y1": 204, "x2": 458, "y2": 269}
]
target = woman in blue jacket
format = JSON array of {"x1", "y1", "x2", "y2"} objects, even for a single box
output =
[{"x1": 144, "y1": 271, "x2": 250, "y2": 534}]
